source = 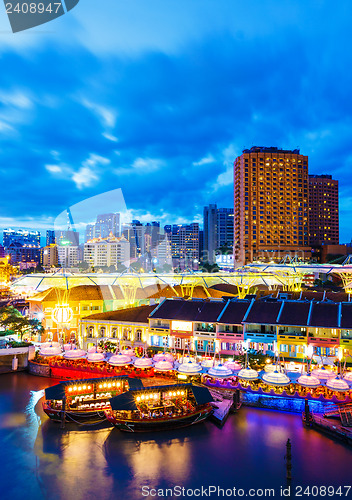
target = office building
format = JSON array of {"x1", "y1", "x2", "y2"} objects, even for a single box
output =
[
  {"x1": 234, "y1": 146, "x2": 309, "y2": 265},
  {"x1": 58, "y1": 245, "x2": 79, "y2": 268},
  {"x1": 308, "y1": 174, "x2": 339, "y2": 246},
  {"x1": 164, "y1": 223, "x2": 199, "y2": 269},
  {"x1": 41, "y1": 244, "x2": 59, "y2": 267},
  {"x1": 46, "y1": 230, "x2": 56, "y2": 246},
  {"x1": 3, "y1": 229, "x2": 40, "y2": 248}
]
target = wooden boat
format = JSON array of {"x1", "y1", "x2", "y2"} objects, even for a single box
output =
[
  {"x1": 43, "y1": 376, "x2": 143, "y2": 423},
  {"x1": 105, "y1": 383, "x2": 213, "y2": 432}
]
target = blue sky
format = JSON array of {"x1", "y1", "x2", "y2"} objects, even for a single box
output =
[{"x1": 1, "y1": 0, "x2": 352, "y2": 241}]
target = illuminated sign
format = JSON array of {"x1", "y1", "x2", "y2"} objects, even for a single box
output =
[
  {"x1": 52, "y1": 303, "x2": 73, "y2": 325},
  {"x1": 171, "y1": 321, "x2": 193, "y2": 332}
]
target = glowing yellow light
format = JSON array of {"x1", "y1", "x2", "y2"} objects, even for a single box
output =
[
  {"x1": 83, "y1": 385, "x2": 87, "y2": 390},
  {"x1": 88, "y1": 386, "x2": 91, "y2": 390},
  {"x1": 68, "y1": 387, "x2": 72, "y2": 392},
  {"x1": 108, "y1": 383, "x2": 111, "y2": 388},
  {"x1": 99, "y1": 384, "x2": 102, "y2": 389},
  {"x1": 73, "y1": 386, "x2": 77, "y2": 391},
  {"x1": 173, "y1": 392, "x2": 176, "y2": 396},
  {"x1": 51, "y1": 303, "x2": 73, "y2": 325},
  {"x1": 177, "y1": 391, "x2": 180, "y2": 395},
  {"x1": 137, "y1": 396, "x2": 140, "y2": 402},
  {"x1": 168, "y1": 391, "x2": 172, "y2": 396},
  {"x1": 78, "y1": 386, "x2": 82, "y2": 391},
  {"x1": 117, "y1": 382, "x2": 120, "y2": 387},
  {"x1": 154, "y1": 394, "x2": 158, "y2": 399},
  {"x1": 141, "y1": 395, "x2": 145, "y2": 400},
  {"x1": 103, "y1": 383, "x2": 107, "y2": 388}
]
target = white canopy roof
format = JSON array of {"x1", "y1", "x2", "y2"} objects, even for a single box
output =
[
  {"x1": 87, "y1": 352, "x2": 105, "y2": 363},
  {"x1": 154, "y1": 360, "x2": 175, "y2": 371},
  {"x1": 326, "y1": 377, "x2": 350, "y2": 392},
  {"x1": 262, "y1": 370, "x2": 291, "y2": 386},
  {"x1": 224, "y1": 361, "x2": 242, "y2": 371},
  {"x1": 312, "y1": 368, "x2": 336, "y2": 380},
  {"x1": 39, "y1": 345, "x2": 62, "y2": 357},
  {"x1": 134, "y1": 357, "x2": 153, "y2": 368},
  {"x1": 297, "y1": 373, "x2": 321, "y2": 388},
  {"x1": 63, "y1": 349, "x2": 87, "y2": 360},
  {"x1": 207, "y1": 364, "x2": 233, "y2": 378},
  {"x1": 153, "y1": 352, "x2": 174, "y2": 362},
  {"x1": 177, "y1": 360, "x2": 202, "y2": 374},
  {"x1": 108, "y1": 353, "x2": 132, "y2": 366},
  {"x1": 237, "y1": 367, "x2": 259, "y2": 381}
]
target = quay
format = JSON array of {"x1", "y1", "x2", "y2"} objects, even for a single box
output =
[{"x1": 306, "y1": 413, "x2": 352, "y2": 446}]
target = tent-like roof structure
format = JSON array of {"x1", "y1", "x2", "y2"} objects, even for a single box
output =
[
  {"x1": 109, "y1": 383, "x2": 213, "y2": 410},
  {"x1": 44, "y1": 376, "x2": 143, "y2": 400}
]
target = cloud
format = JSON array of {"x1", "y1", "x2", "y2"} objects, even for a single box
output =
[
  {"x1": 72, "y1": 167, "x2": 99, "y2": 189},
  {"x1": 45, "y1": 164, "x2": 63, "y2": 174},
  {"x1": 0, "y1": 4, "x2": 352, "y2": 242}
]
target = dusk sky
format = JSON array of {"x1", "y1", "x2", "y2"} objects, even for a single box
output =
[{"x1": 1, "y1": 1, "x2": 352, "y2": 241}]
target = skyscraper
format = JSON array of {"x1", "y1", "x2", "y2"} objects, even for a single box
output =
[
  {"x1": 164, "y1": 223, "x2": 199, "y2": 269},
  {"x1": 308, "y1": 175, "x2": 339, "y2": 246},
  {"x1": 95, "y1": 213, "x2": 120, "y2": 239},
  {"x1": 46, "y1": 230, "x2": 55, "y2": 246},
  {"x1": 203, "y1": 204, "x2": 217, "y2": 264},
  {"x1": 234, "y1": 146, "x2": 309, "y2": 265}
]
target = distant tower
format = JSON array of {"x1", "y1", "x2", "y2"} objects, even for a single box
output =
[{"x1": 308, "y1": 175, "x2": 339, "y2": 245}]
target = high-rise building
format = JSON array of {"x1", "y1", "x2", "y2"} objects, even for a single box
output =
[
  {"x1": 203, "y1": 204, "x2": 217, "y2": 264},
  {"x1": 165, "y1": 223, "x2": 199, "y2": 269},
  {"x1": 7, "y1": 242, "x2": 41, "y2": 265},
  {"x1": 95, "y1": 213, "x2": 120, "y2": 239},
  {"x1": 84, "y1": 235, "x2": 130, "y2": 269},
  {"x1": 58, "y1": 245, "x2": 79, "y2": 268},
  {"x1": 46, "y1": 230, "x2": 56, "y2": 246},
  {"x1": 234, "y1": 147, "x2": 309, "y2": 265},
  {"x1": 41, "y1": 244, "x2": 58, "y2": 267},
  {"x1": 308, "y1": 175, "x2": 339, "y2": 246},
  {"x1": 85, "y1": 224, "x2": 95, "y2": 243},
  {"x1": 3, "y1": 229, "x2": 40, "y2": 248},
  {"x1": 56, "y1": 230, "x2": 79, "y2": 247},
  {"x1": 217, "y1": 208, "x2": 234, "y2": 249},
  {"x1": 203, "y1": 205, "x2": 234, "y2": 264}
]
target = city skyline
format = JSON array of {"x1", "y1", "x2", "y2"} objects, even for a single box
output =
[{"x1": 1, "y1": 2, "x2": 352, "y2": 241}]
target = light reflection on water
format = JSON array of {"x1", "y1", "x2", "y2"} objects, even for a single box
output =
[{"x1": 0, "y1": 373, "x2": 352, "y2": 500}]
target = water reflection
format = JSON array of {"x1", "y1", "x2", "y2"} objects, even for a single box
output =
[{"x1": 0, "y1": 373, "x2": 352, "y2": 500}]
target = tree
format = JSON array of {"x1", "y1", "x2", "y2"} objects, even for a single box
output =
[{"x1": 0, "y1": 306, "x2": 44, "y2": 340}]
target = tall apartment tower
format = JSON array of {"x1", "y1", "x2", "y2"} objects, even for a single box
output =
[
  {"x1": 203, "y1": 204, "x2": 217, "y2": 264},
  {"x1": 234, "y1": 147, "x2": 309, "y2": 265},
  {"x1": 308, "y1": 175, "x2": 339, "y2": 245}
]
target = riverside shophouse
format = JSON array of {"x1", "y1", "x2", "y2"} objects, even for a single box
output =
[{"x1": 77, "y1": 297, "x2": 352, "y2": 362}]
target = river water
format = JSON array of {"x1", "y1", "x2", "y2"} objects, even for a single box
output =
[{"x1": 0, "y1": 372, "x2": 351, "y2": 500}]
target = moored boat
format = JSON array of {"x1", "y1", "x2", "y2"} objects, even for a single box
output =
[
  {"x1": 105, "y1": 383, "x2": 213, "y2": 432},
  {"x1": 43, "y1": 376, "x2": 143, "y2": 423}
]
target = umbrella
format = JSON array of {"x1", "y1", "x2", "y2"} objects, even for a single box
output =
[
  {"x1": 154, "y1": 360, "x2": 175, "y2": 371},
  {"x1": 177, "y1": 359, "x2": 202, "y2": 375},
  {"x1": 326, "y1": 377, "x2": 350, "y2": 392},
  {"x1": 262, "y1": 370, "x2": 291, "y2": 386},
  {"x1": 297, "y1": 373, "x2": 321, "y2": 389},
  {"x1": 63, "y1": 349, "x2": 87, "y2": 360},
  {"x1": 108, "y1": 353, "x2": 132, "y2": 366},
  {"x1": 207, "y1": 364, "x2": 233, "y2": 378},
  {"x1": 237, "y1": 366, "x2": 259, "y2": 381},
  {"x1": 134, "y1": 357, "x2": 153, "y2": 369}
]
